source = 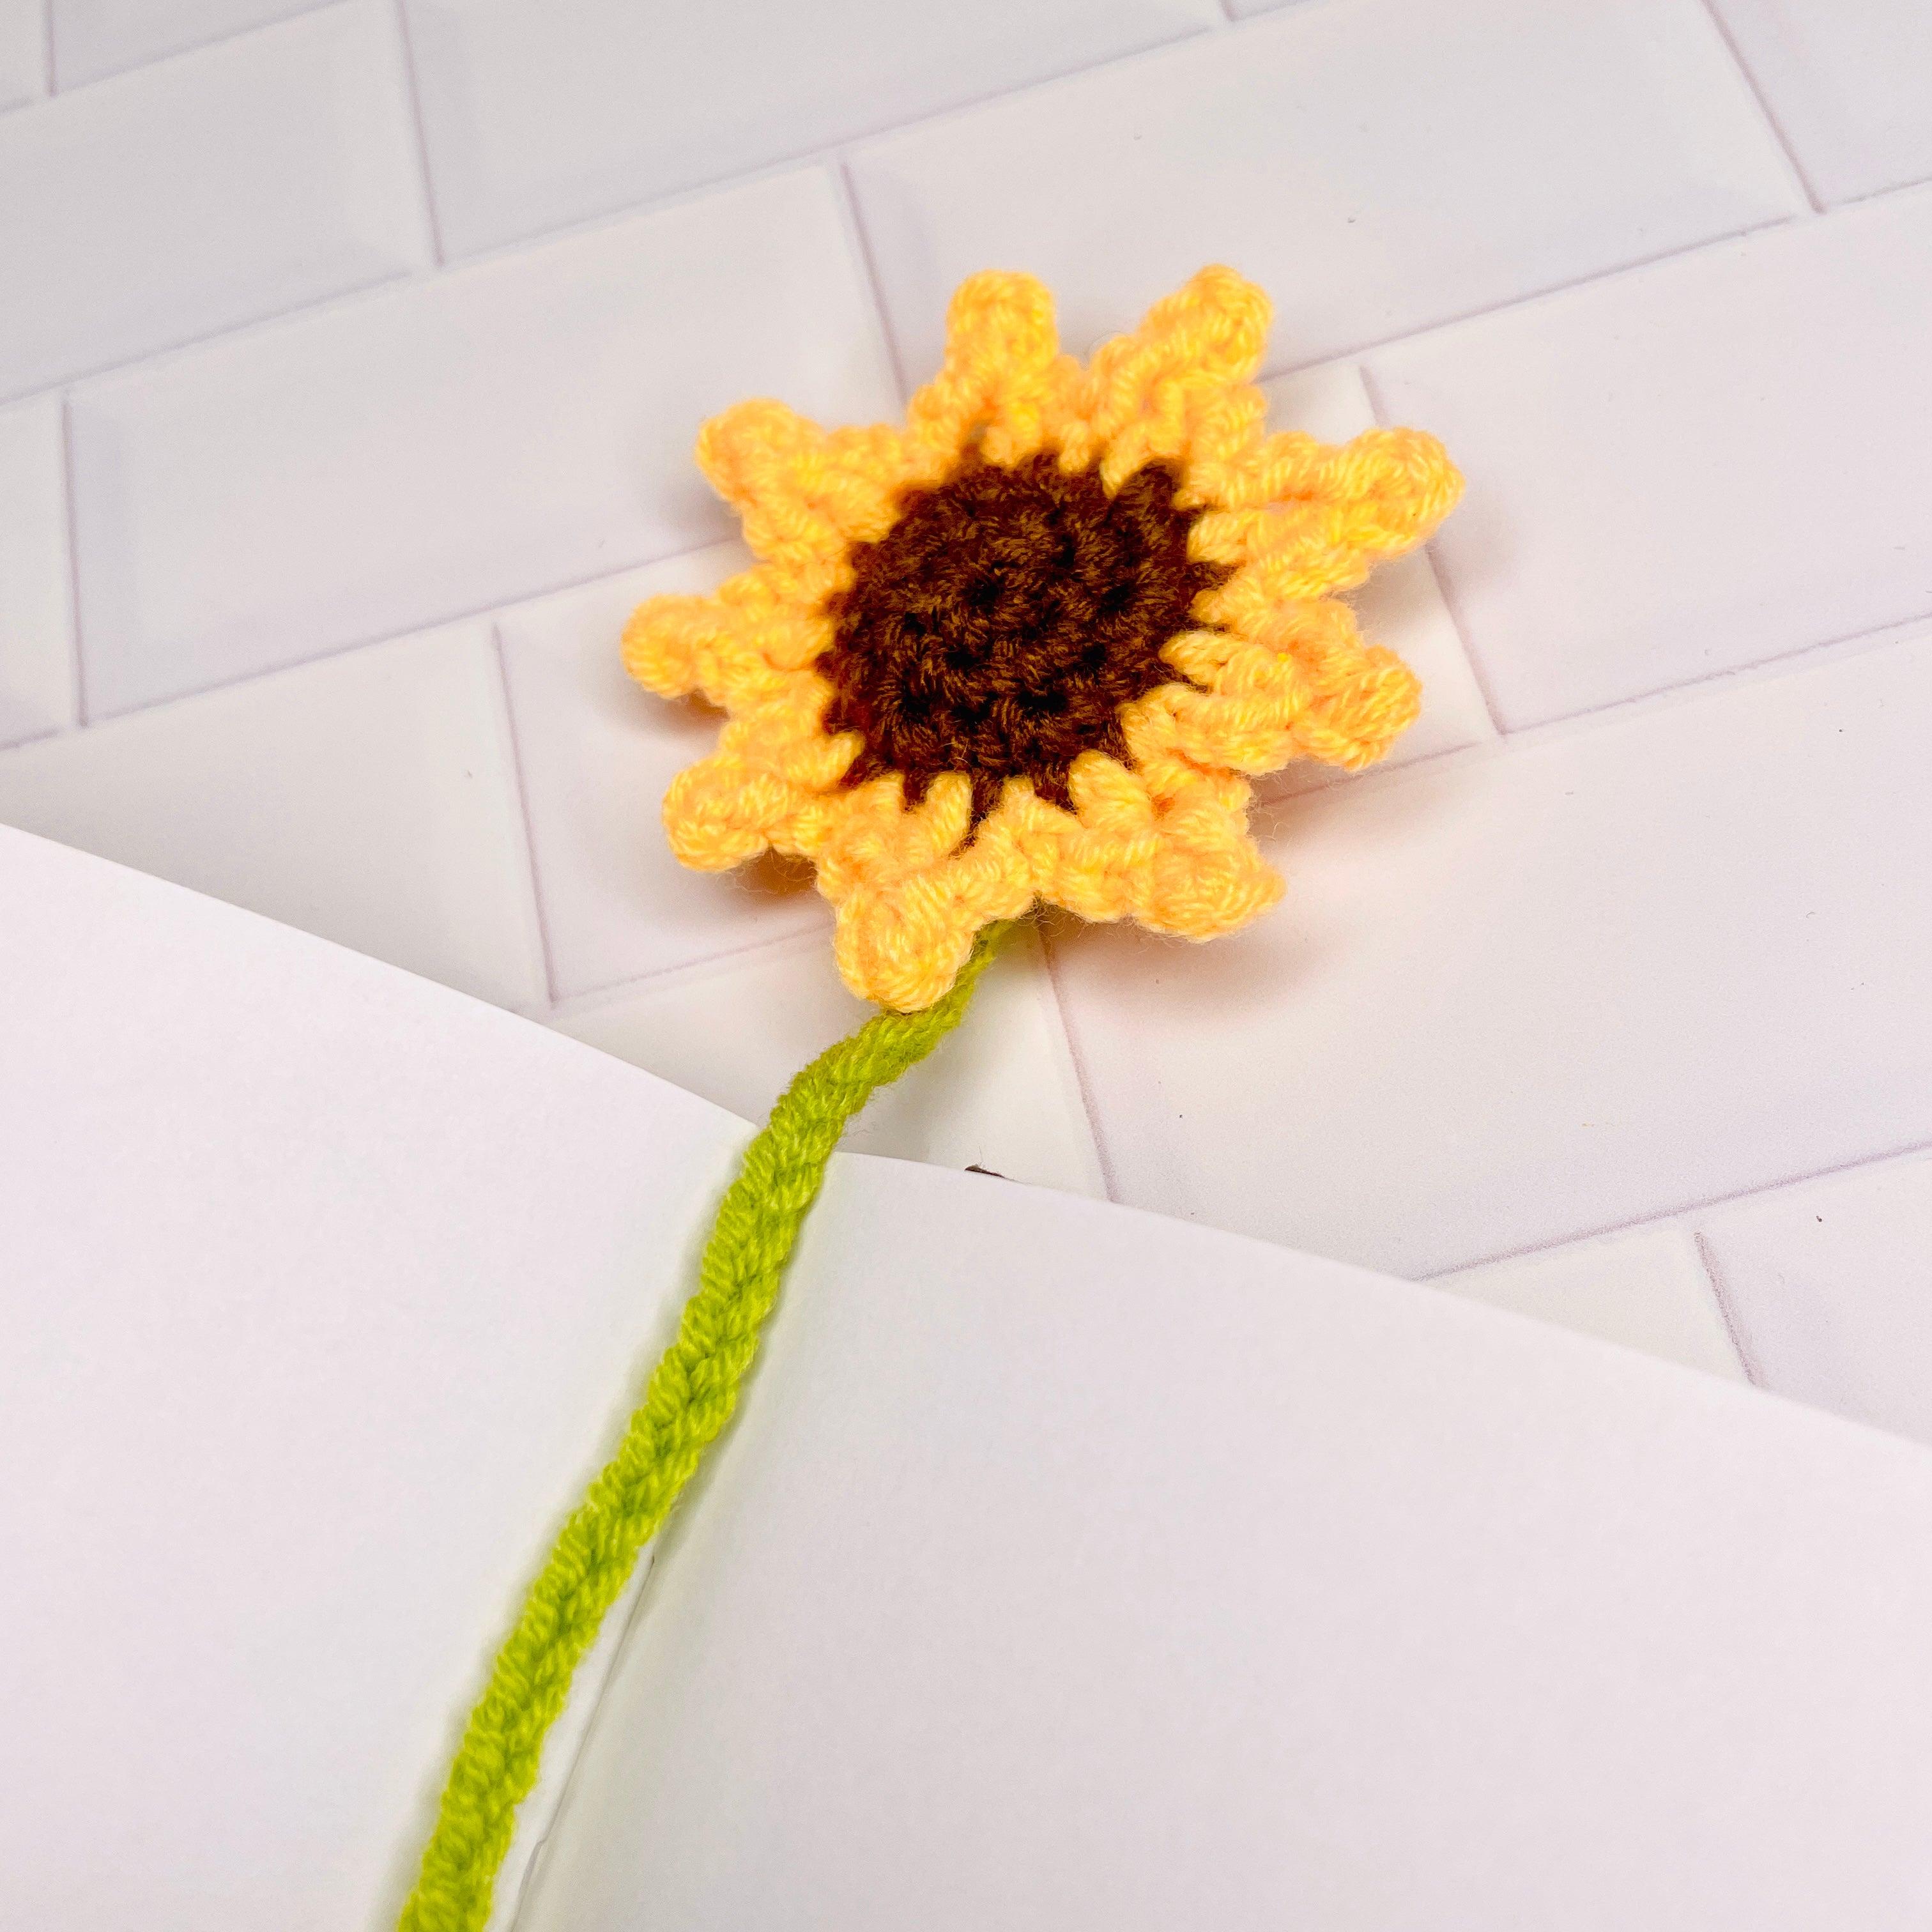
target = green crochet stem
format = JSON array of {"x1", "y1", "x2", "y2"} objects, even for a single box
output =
[{"x1": 397, "y1": 921, "x2": 1012, "y2": 1932}]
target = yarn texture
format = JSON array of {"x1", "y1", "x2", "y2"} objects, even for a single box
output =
[
  {"x1": 627, "y1": 264, "x2": 1463, "y2": 1013},
  {"x1": 396, "y1": 923, "x2": 1009, "y2": 1932}
]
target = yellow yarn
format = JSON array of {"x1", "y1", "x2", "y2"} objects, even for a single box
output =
[{"x1": 627, "y1": 265, "x2": 1462, "y2": 1011}]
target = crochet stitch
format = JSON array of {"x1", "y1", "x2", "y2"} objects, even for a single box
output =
[
  {"x1": 397, "y1": 923, "x2": 1011, "y2": 1932},
  {"x1": 627, "y1": 263, "x2": 1462, "y2": 1013},
  {"x1": 823, "y1": 450, "x2": 1230, "y2": 824}
]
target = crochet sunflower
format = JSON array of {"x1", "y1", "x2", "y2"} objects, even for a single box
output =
[
  {"x1": 625, "y1": 264, "x2": 1462, "y2": 1012},
  {"x1": 401, "y1": 269, "x2": 1466, "y2": 1932}
]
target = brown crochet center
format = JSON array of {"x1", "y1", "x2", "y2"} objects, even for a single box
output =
[{"x1": 819, "y1": 452, "x2": 1230, "y2": 825}]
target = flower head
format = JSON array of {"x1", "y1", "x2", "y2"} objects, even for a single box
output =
[{"x1": 625, "y1": 266, "x2": 1461, "y2": 1011}]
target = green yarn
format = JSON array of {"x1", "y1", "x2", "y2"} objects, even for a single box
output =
[{"x1": 397, "y1": 921, "x2": 1012, "y2": 1932}]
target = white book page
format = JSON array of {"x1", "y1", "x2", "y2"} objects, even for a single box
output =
[
  {"x1": 13, "y1": 822, "x2": 1932, "y2": 1931},
  {"x1": 0, "y1": 827, "x2": 751, "y2": 1929},
  {"x1": 525, "y1": 1154, "x2": 1932, "y2": 1931}
]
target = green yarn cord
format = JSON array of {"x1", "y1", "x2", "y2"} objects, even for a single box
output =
[{"x1": 397, "y1": 921, "x2": 1011, "y2": 1932}]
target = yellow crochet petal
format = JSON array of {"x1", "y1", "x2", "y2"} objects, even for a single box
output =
[
  {"x1": 833, "y1": 879, "x2": 983, "y2": 1013},
  {"x1": 1068, "y1": 266, "x2": 1271, "y2": 487},
  {"x1": 1013, "y1": 754, "x2": 1278, "y2": 939},
  {"x1": 661, "y1": 751, "x2": 803, "y2": 871},
  {"x1": 716, "y1": 675, "x2": 858, "y2": 788},
  {"x1": 1021, "y1": 760, "x2": 1163, "y2": 924},
  {"x1": 1158, "y1": 625, "x2": 1243, "y2": 684},
  {"x1": 658, "y1": 676, "x2": 863, "y2": 870},
  {"x1": 1118, "y1": 686, "x2": 1262, "y2": 808},
  {"x1": 825, "y1": 783, "x2": 1038, "y2": 1009},
  {"x1": 623, "y1": 577, "x2": 823, "y2": 708},
  {"x1": 1131, "y1": 796, "x2": 1284, "y2": 940},
  {"x1": 1188, "y1": 426, "x2": 1462, "y2": 594},
  {"x1": 902, "y1": 271, "x2": 1082, "y2": 481},
  {"x1": 812, "y1": 772, "x2": 970, "y2": 898},
  {"x1": 695, "y1": 399, "x2": 912, "y2": 576},
  {"x1": 1204, "y1": 597, "x2": 1422, "y2": 770}
]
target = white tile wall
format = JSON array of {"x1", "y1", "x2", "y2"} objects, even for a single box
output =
[
  {"x1": 848, "y1": 0, "x2": 1802, "y2": 383},
  {"x1": 67, "y1": 167, "x2": 897, "y2": 717},
  {"x1": 8, "y1": 0, "x2": 1932, "y2": 1401},
  {"x1": 0, "y1": 398, "x2": 73, "y2": 744},
  {"x1": 1050, "y1": 631, "x2": 1932, "y2": 1280},
  {"x1": 1699, "y1": 1154, "x2": 1932, "y2": 1445},
  {"x1": 0, "y1": 0, "x2": 43, "y2": 108},
  {"x1": 1373, "y1": 188, "x2": 1932, "y2": 728},
  {"x1": 1709, "y1": 0, "x2": 1932, "y2": 208},
  {"x1": 0, "y1": 2, "x2": 430, "y2": 401},
  {"x1": 404, "y1": 0, "x2": 1219, "y2": 259},
  {"x1": 496, "y1": 541, "x2": 831, "y2": 1002},
  {"x1": 0, "y1": 624, "x2": 546, "y2": 1006},
  {"x1": 554, "y1": 923, "x2": 1105, "y2": 1197},
  {"x1": 1434, "y1": 1228, "x2": 1745, "y2": 1381},
  {"x1": 49, "y1": 0, "x2": 327, "y2": 89}
]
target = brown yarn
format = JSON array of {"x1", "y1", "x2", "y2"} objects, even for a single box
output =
[{"x1": 820, "y1": 453, "x2": 1230, "y2": 824}]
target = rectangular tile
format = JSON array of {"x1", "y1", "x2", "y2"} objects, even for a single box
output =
[
  {"x1": 1710, "y1": 0, "x2": 1932, "y2": 207},
  {"x1": 1433, "y1": 1227, "x2": 1745, "y2": 1380},
  {"x1": 0, "y1": 1, "x2": 428, "y2": 401},
  {"x1": 1371, "y1": 188, "x2": 1932, "y2": 729},
  {"x1": 50, "y1": 0, "x2": 325, "y2": 88},
  {"x1": 496, "y1": 542, "x2": 834, "y2": 1000},
  {"x1": 404, "y1": 0, "x2": 1218, "y2": 259},
  {"x1": 1699, "y1": 1154, "x2": 1932, "y2": 1446},
  {"x1": 553, "y1": 922, "x2": 1107, "y2": 1199},
  {"x1": 0, "y1": 625, "x2": 546, "y2": 1006},
  {"x1": 68, "y1": 167, "x2": 898, "y2": 717},
  {"x1": 1050, "y1": 631, "x2": 1932, "y2": 1280},
  {"x1": 0, "y1": 397, "x2": 74, "y2": 744},
  {"x1": 849, "y1": 0, "x2": 1800, "y2": 385},
  {"x1": 1260, "y1": 364, "x2": 1492, "y2": 791},
  {"x1": 0, "y1": 0, "x2": 43, "y2": 107}
]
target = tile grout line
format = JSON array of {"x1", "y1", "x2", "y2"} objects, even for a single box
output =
[
  {"x1": 0, "y1": 254, "x2": 424, "y2": 413},
  {"x1": 547, "y1": 922, "x2": 833, "y2": 1023},
  {"x1": 831, "y1": 155, "x2": 908, "y2": 409},
  {"x1": 19, "y1": 49, "x2": 1917, "y2": 425},
  {"x1": 56, "y1": 394, "x2": 86, "y2": 728},
  {"x1": 1503, "y1": 604, "x2": 1932, "y2": 744},
  {"x1": 34, "y1": 0, "x2": 346, "y2": 100},
  {"x1": 1827, "y1": 166, "x2": 1932, "y2": 215},
  {"x1": 1689, "y1": 1230, "x2": 1767, "y2": 1388},
  {"x1": 389, "y1": 0, "x2": 447, "y2": 267},
  {"x1": 78, "y1": 545, "x2": 730, "y2": 728},
  {"x1": 1265, "y1": 609, "x2": 1932, "y2": 821},
  {"x1": 1, "y1": 187, "x2": 1807, "y2": 419},
  {"x1": 1417, "y1": 1135, "x2": 1932, "y2": 1285},
  {"x1": 1414, "y1": 544, "x2": 1503, "y2": 737},
  {"x1": 66, "y1": 503, "x2": 1932, "y2": 786},
  {"x1": 486, "y1": 622, "x2": 560, "y2": 1009},
  {"x1": 1357, "y1": 362, "x2": 1506, "y2": 739},
  {"x1": 1035, "y1": 920, "x2": 1123, "y2": 1204},
  {"x1": 1321, "y1": 208, "x2": 1804, "y2": 387},
  {"x1": 1694, "y1": 0, "x2": 1823, "y2": 214},
  {"x1": 12, "y1": 0, "x2": 1876, "y2": 418}
]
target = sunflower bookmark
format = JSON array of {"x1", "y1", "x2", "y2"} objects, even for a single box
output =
[{"x1": 398, "y1": 265, "x2": 1461, "y2": 1930}]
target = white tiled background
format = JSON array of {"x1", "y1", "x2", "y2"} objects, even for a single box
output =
[{"x1": 6, "y1": 0, "x2": 1932, "y2": 1436}]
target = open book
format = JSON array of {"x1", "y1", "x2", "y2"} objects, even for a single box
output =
[{"x1": 8, "y1": 821, "x2": 1932, "y2": 1929}]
